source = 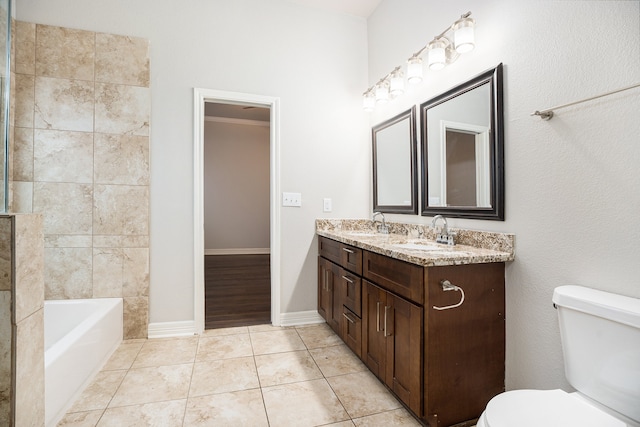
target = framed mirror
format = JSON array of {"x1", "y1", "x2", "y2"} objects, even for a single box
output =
[
  {"x1": 420, "y1": 64, "x2": 504, "y2": 220},
  {"x1": 372, "y1": 106, "x2": 418, "y2": 214}
]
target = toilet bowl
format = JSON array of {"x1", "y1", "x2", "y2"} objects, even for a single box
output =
[{"x1": 477, "y1": 285, "x2": 640, "y2": 427}]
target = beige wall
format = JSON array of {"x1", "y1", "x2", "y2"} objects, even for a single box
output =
[{"x1": 10, "y1": 22, "x2": 150, "y2": 338}]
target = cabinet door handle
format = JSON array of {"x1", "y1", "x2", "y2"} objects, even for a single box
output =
[
  {"x1": 376, "y1": 302, "x2": 381, "y2": 332},
  {"x1": 343, "y1": 312, "x2": 355, "y2": 324},
  {"x1": 341, "y1": 275, "x2": 354, "y2": 284},
  {"x1": 342, "y1": 248, "x2": 355, "y2": 254},
  {"x1": 383, "y1": 305, "x2": 393, "y2": 337}
]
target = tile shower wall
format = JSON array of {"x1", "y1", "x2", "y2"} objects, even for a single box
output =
[{"x1": 10, "y1": 22, "x2": 150, "y2": 339}]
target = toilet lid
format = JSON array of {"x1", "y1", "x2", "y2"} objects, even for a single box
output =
[{"x1": 484, "y1": 389, "x2": 626, "y2": 427}]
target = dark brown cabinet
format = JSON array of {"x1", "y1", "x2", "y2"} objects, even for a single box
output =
[{"x1": 318, "y1": 235, "x2": 505, "y2": 426}]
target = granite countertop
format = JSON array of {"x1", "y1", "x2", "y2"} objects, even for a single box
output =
[{"x1": 316, "y1": 219, "x2": 515, "y2": 268}]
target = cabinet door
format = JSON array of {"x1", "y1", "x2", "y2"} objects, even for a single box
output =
[
  {"x1": 317, "y1": 257, "x2": 333, "y2": 322},
  {"x1": 342, "y1": 306, "x2": 362, "y2": 358},
  {"x1": 385, "y1": 293, "x2": 423, "y2": 416},
  {"x1": 361, "y1": 280, "x2": 387, "y2": 379}
]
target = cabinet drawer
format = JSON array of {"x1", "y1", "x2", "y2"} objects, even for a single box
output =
[
  {"x1": 363, "y1": 251, "x2": 424, "y2": 304},
  {"x1": 342, "y1": 306, "x2": 362, "y2": 359},
  {"x1": 318, "y1": 236, "x2": 362, "y2": 275},
  {"x1": 339, "y1": 267, "x2": 361, "y2": 317}
]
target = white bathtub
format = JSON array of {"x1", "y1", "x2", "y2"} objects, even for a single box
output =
[{"x1": 44, "y1": 298, "x2": 123, "y2": 427}]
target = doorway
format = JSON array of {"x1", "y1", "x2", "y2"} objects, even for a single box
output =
[{"x1": 193, "y1": 88, "x2": 281, "y2": 334}]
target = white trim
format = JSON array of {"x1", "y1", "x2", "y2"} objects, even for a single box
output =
[
  {"x1": 205, "y1": 248, "x2": 270, "y2": 255},
  {"x1": 194, "y1": 88, "x2": 281, "y2": 335},
  {"x1": 279, "y1": 310, "x2": 325, "y2": 327},
  {"x1": 148, "y1": 320, "x2": 197, "y2": 338},
  {"x1": 204, "y1": 116, "x2": 269, "y2": 127}
]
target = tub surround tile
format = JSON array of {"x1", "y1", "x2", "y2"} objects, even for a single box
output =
[
  {"x1": 92, "y1": 248, "x2": 123, "y2": 298},
  {"x1": 13, "y1": 127, "x2": 34, "y2": 182},
  {"x1": 352, "y1": 408, "x2": 423, "y2": 426},
  {"x1": 14, "y1": 308, "x2": 45, "y2": 427},
  {"x1": 15, "y1": 21, "x2": 35, "y2": 75},
  {"x1": 9, "y1": 181, "x2": 33, "y2": 213},
  {"x1": 123, "y1": 297, "x2": 148, "y2": 339},
  {"x1": 45, "y1": 234, "x2": 92, "y2": 248},
  {"x1": 98, "y1": 399, "x2": 186, "y2": 427},
  {"x1": 35, "y1": 25, "x2": 95, "y2": 80},
  {"x1": 309, "y1": 344, "x2": 367, "y2": 378},
  {"x1": 327, "y1": 371, "x2": 402, "y2": 419},
  {"x1": 196, "y1": 334, "x2": 253, "y2": 362},
  {"x1": 94, "y1": 83, "x2": 149, "y2": 136},
  {"x1": 0, "y1": 218, "x2": 11, "y2": 291},
  {"x1": 132, "y1": 336, "x2": 197, "y2": 368},
  {"x1": 189, "y1": 357, "x2": 259, "y2": 396},
  {"x1": 93, "y1": 185, "x2": 149, "y2": 236},
  {"x1": 0, "y1": 292, "x2": 11, "y2": 426},
  {"x1": 44, "y1": 247, "x2": 93, "y2": 299},
  {"x1": 123, "y1": 248, "x2": 149, "y2": 297},
  {"x1": 94, "y1": 133, "x2": 149, "y2": 185},
  {"x1": 34, "y1": 76, "x2": 94, "y2": 132},
  {"x1": 95, "y1": 33, "x2": 150, "y2": 87},
  {"x1": 261, "y1": 378, "x2": 350, "y2": 427},
  {"x1": 184, "y1": 389, "x2": 269, "y2": 427},
  {"x1": 13, "y1": 214, "x2": 44, "y2": 323},
  {"x1": 250, "y1": 328, "x2": 307, "y2": 355},
  {"x1": 34, "y1": 182, "x2": 93, "y2": 235},
  {"x1": 93, "y1": 235, "x2": 149, "y2": 248},
  {"x1": 68, "y1": 370, "x2": 127, "y2": 413},
  {"x1": 102, "y1": 341, "x2": 144, "y2": 371},
  {"x1": 33, "y1": 129, "x2": 93, "y2": 183},
  {"x1": 14, "y1": 74, "x2": 34, "y2": 128},
  {"x1": 109, "y1": 364, "x2": 192, "y2": 407},
  {"x1": 254, "y1": 350, "x2": 323, "y2": 387}
]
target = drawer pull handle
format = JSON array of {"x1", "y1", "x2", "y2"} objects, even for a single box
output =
[
  {"x1": 343, "y1": 312, "x2": 355, "y2": 324},
  {"x1": 376, "y1": 302, "x2": 381, "y2": 332},
  {"x1": 342, "y1": 248, "x2": 355, "y2": 254},
  {"x1": 341, "y1": 275, "x2": 354, "y2": 284},
  {"x1": 433, "y1": 280, "x2": 465, "y2": 311}
]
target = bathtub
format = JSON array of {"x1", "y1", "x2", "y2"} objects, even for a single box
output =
[{"x1": 44, "y1": 298, "x2": 123, "y2": 427}]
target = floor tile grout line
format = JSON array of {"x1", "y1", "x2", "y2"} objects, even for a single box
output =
[{"x1": 248, "y1": 326, "x2": 272, "y2": 426}]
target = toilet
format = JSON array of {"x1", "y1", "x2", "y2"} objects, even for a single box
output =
[{"x1": 477, "y1": 285, "x2": 640, "y2": 427}]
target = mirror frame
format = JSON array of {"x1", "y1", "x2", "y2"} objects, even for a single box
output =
[
  {"x1": 420, "y1": 63, "x2": 504, "y2": 220},
  {"x1": 372, "y1": 106, "x2": 418, "y2": 214}
]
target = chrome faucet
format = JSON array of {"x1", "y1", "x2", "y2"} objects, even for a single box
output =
[
  {"x1": 431, "y1": 215, "x2": 455, "y2": 245},
  {"x1": 372, "y1": 212, "x2": 389, "y2": 234}
]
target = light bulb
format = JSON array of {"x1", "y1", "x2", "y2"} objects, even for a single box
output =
[
  {"x1": 375, "y1": 82, "x2": 389, "y2": 103},
  {"x1": 389, "y1": 69, "x2": 405, "y2": 96},
  {"x1": 453, "y1": 17, "x2": 475, "y2": 53},
  {"x1": 407, "y1": 56, "x2": 423, "y2": 84},
  {"x1": 427, "y1": 38, "x2": 447, "y2": 71}
]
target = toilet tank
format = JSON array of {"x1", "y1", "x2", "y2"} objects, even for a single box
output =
[{"x1": 553, "y1": 285, "x2": 640, "y2": 423}]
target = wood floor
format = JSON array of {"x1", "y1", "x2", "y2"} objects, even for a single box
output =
[{"x1": 205, "y1": 254, "x2": 271, "y2": 330}]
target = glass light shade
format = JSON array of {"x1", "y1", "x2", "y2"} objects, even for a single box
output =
[
  {"x1": 389, "y1": 70, "x2": 404, "y2": 96},
  {"x1": 407, "y1": 56, "x2": 423, "y2": 84},
  {"x1": 427, "y1": 39, "x2": 447, "y2": 71},
  {"x1": 453, "y1": 17, "x2": 475, "y2": 53},
  {"x1": 375, "y1": 82, "x2": 389, "y2": 103},
  {"x1": 363, "y1": 92, "x2": 376, "y2": 111}
]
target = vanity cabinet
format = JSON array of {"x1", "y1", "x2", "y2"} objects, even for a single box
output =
[{"x1": 318, "y1": 235, "x2": 506, "y2": 427}]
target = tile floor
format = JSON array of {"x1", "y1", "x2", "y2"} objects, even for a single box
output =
[{"x1": 57, "y1": 323, "x2": 423, "y2": 426}]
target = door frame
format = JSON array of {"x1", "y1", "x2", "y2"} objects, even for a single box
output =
[{"x1": 193, "y1": 88, "x2": 281, "y2": 334}]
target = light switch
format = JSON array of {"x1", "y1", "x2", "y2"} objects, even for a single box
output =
[
  {"x1": 323, "y1": 198, "x2": 332, "y2": 212},
  {"x1": 282, "y1": 192, "x2": 302, "y2": 207}
]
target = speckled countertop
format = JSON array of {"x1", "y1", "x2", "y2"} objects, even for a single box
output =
[{"x1": 316, "y1": 219, "x2": 515, "y2": 267}]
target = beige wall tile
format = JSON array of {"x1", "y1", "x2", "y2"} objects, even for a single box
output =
[
  {"x1": 44, "y1": 234, "x2": 92, "y2": 248},
  {"x1": 94, "y1": 133, "x2": 149, "y2": 185},
  {"x1": 13, "y1": 127, "x2": 33, "y2": 181},
  {"x1": 123, "y1": 248, "x2": 149, "y2": 297},
  {"x1": 93, "y1": 248, "x2": 123, "y2": 298},
  {"x1": 33, "y1": 182, "x2": 93, "y2": 234},
  {"x1": 34, "y1": 129, "x2": 93, "y2": 183},
  {"x1": 93, "y1": 185, "x2": 149, "y2": 236},
  {"x1": 35, "y1": 24, "x2": 94, "y2": 80},
  {"x1": 13, "y1": 214, "x2": 44, "y2": 324},
  {"x1": 94, "y1": 83, "x2": 149, "y2": 136},
  {"x1": 14, "y1": 308, "x2": 45, "y2": 427},
  {"x1": 10, "y1": 181, "x2": 33, "y2": 213},
  {"x1": 44, "y1": 247, "x2": 92, "y2": 299},
  {"x1": 0, "y1": 218, "x2": 11, "y2": 291},
  {"x1": 96, "y1": 33, "x2": 149, "y2": 87},
  {"x1": 123, "y1": 296, "x2": 148, "y2": 339},
  {"x1": 15, "y1": 21, "x2": 36, "y2": 75},
  {"x1": 93, "y1": 235, "x2": 149, "y2": 248},
  {"x1": 15, "y1": 74, "x2": 34, "y2": 128},
  {"x1": 0, "y1": 291, "x2": 12, "y2": 427},
  {"x1": 34, "y1": 76, "x2": 94, "y2": 132}
]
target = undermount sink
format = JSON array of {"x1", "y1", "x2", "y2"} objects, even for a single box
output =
[{"x1": 391, "y1": 242, "x2": 446, "y2": 251}]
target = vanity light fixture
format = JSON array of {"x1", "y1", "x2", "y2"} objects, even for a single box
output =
[{"x1": 363, "y1": 11, "x2": 475, "y2": 111}]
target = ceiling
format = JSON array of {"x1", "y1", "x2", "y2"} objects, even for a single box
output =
[{"x1": 287, "y1": 0, "x2": 383, "y2": 18}]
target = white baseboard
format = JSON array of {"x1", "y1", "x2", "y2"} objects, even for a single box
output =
[
  {"x1": 148, "y1": 320, "x2": 197, "y2": 338},
  {"x1": 205, "y1": 248, "x2": 270, "y2": 255},
  {"x1": 279, "y1": 310, "x2": 325, "y2": 327}
]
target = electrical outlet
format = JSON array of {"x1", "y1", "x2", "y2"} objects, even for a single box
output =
[
  {"x1": 323, "y1": 198, "x2": 332, "y2": 212},
  {"x1": 282, "y1": 192, "x2": 302, "y2": 207}
]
